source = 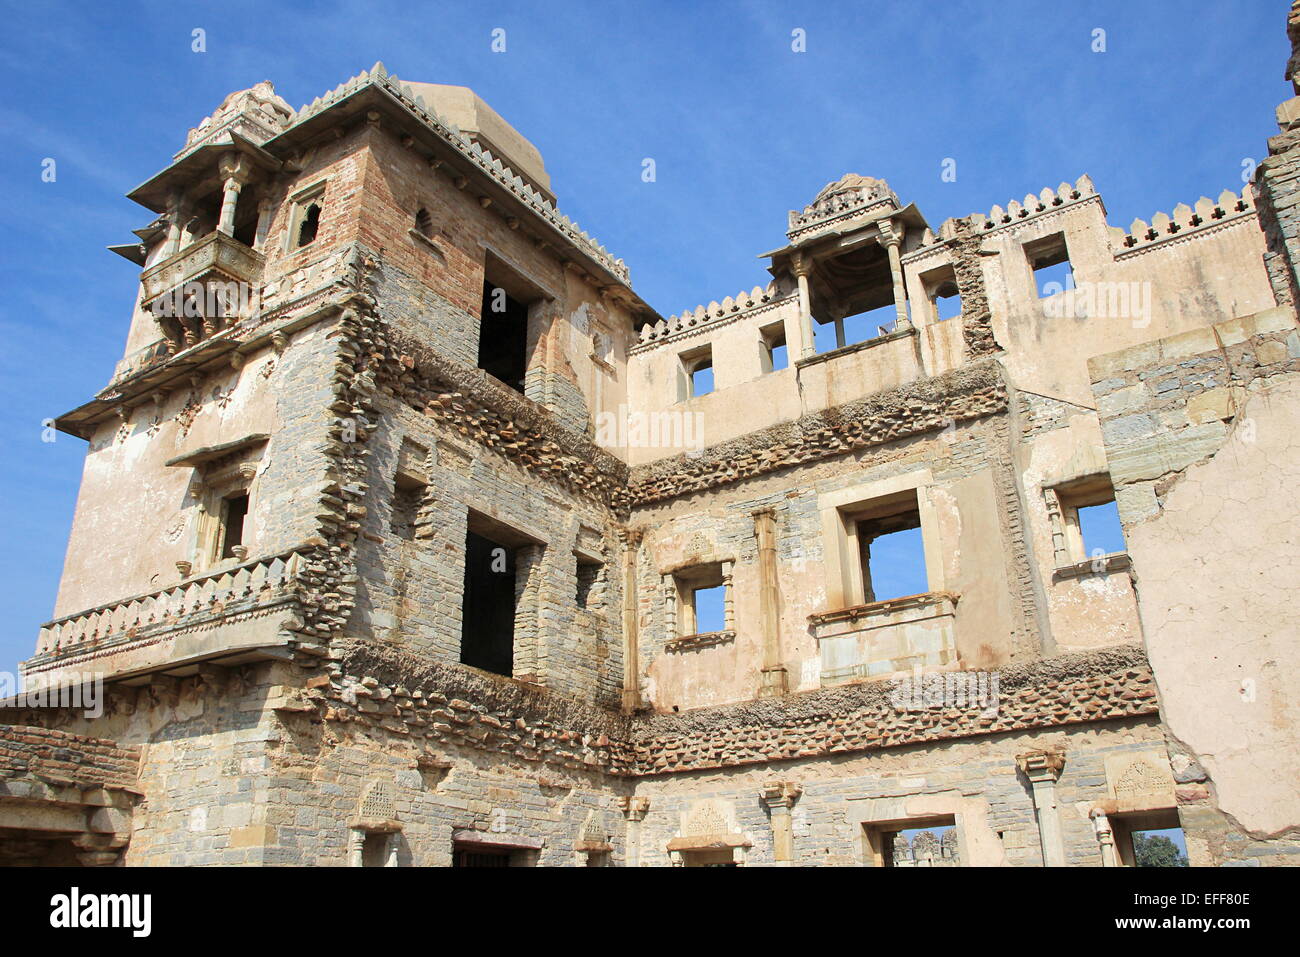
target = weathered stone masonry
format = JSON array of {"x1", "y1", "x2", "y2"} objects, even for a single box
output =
[{"x1": 5, "y1": 12, "x2": 1300, "y2": 867}]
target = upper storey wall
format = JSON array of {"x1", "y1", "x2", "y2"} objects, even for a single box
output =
[{"x1": 624, "y1": 179, "x2": 1275, "y2": 466}]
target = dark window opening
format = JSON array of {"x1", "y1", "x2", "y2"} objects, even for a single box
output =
[
  {"x1": 460, "y1": 529, "x2": 516, "y2": 676},
  {"x1": 453, "y1": 845, "x2": 514, "y2": 867},
  {"x1": 478, "y1": 280, "x2": 530, "y2": 393},
  {"x1": 221, "y1": 493, "x2": 249, "y2": 558},
  {"x1": 1025, "y1": 232, "x2": 1073, "y2": 298},
  {"x1": 414, "y1": 207, "x2": 434, "y2": 239},
  {"x1": 856, "y1": 501, "x2": 926, "y2": 604},
  {"x1": 296, "y1": 202, "x2": 321, "y2": 248}
]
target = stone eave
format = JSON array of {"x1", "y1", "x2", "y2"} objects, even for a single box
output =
[
  {"x1": 759, "y1": 201, "x2": 930, "y2": 262},
  {"x1": 126, "y1": 133, "x2": 283, "y2": 214}
]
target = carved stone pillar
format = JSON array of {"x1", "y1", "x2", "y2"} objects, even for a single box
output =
[
  {"x1": 619, "y1": 529, "x2": 643, "y2": 713},
  {"x1": 1018, "y1": 749, "x2": 1067, "y2": 867},
  {"x1": 347, "y1": 828, "x2": 366, "y2": 867},
  {"x1": 877, "y1": 220, "x2": 912, "y2": 330},
  {"x1": 760, "y1": 782, "x2": 802, "y2": 863},
  {"x1": 792, "y1": 252, "x2": 816, "y2": 358},
  {"x1": 753, "y1": 508, "x2": 788, "y2": 697},
  {"x1": 1090, "y1": 808, "x2": 1118, "y2": 867},
  {"x1": 618, "y1": 796, "x2": 650, "y2": 867},
  {"x1": 217, "y1": 154, "x2": 251, "y2": 237},
  {"x1": 163, "y1": 193, "x2": 188, "y2": 258},
  {"x1": 662, "y1": 573, "x2": 677, "y2": 642},
  {"x1": 721, "y1": 559, "x2": 735, "y2": 631}
]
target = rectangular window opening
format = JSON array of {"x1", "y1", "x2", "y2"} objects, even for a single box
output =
[
  {"x1": 390, "y1": 474, "x2": 427, "y2": 540},
  {"x1": 691, "y1": 584, "x2": 726, "y2": 634},
  {"x1": 460, "y1": 528, "x2": 517, "y2": 677},
  {"x1": 867, "y1": 816, "x2": 960, "y2": 867},
  {"x1": 760, "y1": 323, "x2": 788, "y2": 373},
  {"x1": 921, "y1": 264, "x2": 962, "y2": 322},
  {"x1": 1025, "y1": 232, "x2": 1074, "y2": 299},
  {"x1": 679, "y1": 345, "x2": 714, "y2": 399},
  {"x1": 856, "y1": 499, "x2": 926, "y2": 604},
  {"x1": 1056, "y1": 476, "x2": 1126, "y2": 563},
  {"x1": 478, "y1": 275, "x2": 533, "y2": 394},
  {"x1": 220, "y1": 493, "x2": 249, "y2": 559},
  {"x1": 575, "y1": 555, "x2": 603, "y2": 610}
]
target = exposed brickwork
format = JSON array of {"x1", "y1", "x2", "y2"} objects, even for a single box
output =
[{"x1": 0, "y1": 724, "x2": 139, "y2": 790}]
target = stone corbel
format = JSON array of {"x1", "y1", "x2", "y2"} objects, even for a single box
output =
[{"x1": 1090, "y1": 807, "x2": 1118, "y2": 867}]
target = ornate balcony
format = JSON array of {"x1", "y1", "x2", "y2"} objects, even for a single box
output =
[
  {"x1": 25, "y1": 548, "x2": 309, "y2": 685},
  {"x1": 139, "y1": 231, "x2": 264, "y2": 354}
]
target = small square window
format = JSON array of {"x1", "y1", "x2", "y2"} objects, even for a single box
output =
[
  {"x1": 1024, "y1": 232, "x2": 1073, "y2": 298},
  {"x1": 679, "y1": 346, "x2": 714, "y2": 399},
  {"x1": 760, "y1": 323, "x2": 788, "y2": 372}
]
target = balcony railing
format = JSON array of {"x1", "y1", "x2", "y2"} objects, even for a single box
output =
[
  {"x1": 27, "y1": 548, "x2": 307, "y2": 677},
  {"x1": 809, "y1": 591, "x2": 959, "y2": 686},
  {"x1": 139, "y1": 231, "x2": 264, "y2": 355}
]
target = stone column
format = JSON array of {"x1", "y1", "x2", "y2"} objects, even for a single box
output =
[
  {"x1": 618, "y1": 796, "x2": 650, "y2": 867},
  {"x1": 877, "y1": 220, "x2": 912, "y2": 331},
  {"x1": 163, "y1": 193, "x2": 188, "y2": 258},
  {"x1": 761, "y1": 782, "x2": 802, "y2": 864},
  {"x1": 1090, "y1": 807, "x2": 1118, "y2": 867},
  {"x1": 662, "y1": 573, "x2": 677, "y2": 641},
  {"x1": 619, "y1": 529, "x2": 643, "y2": 712},
  {"x1": 753, "y1": 508, "x2": 788, "y2": 697},
  {"x1": 347, "y1": 828, "x2": 366, "y2": 867},
  {"x1": 217, "y1": 154, "x2": 250, "y2": 237},
  {"x1": 792, "y1": 252, "x2": 816, "y2": 358},
  {"x1": 1018, "y1": 749, "x2": 1067, "y2": 867},
  {"x1": 721, "y1": 559, "x2": 735, "y2": 631}
]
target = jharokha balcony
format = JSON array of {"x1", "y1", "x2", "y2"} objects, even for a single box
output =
[
  {"x1": 139, "y1": 230, "x2": 265, "y2": 356},
  {"x1": 25, "y1": 547, "x2": 312, "y2": 686}
]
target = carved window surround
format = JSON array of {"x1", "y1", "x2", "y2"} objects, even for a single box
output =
[
  {"x1": 1044, "y1": 473, "x2": 1129, "y2": 578},
  {"x1": 167, "y1": 434, "x2": 269, "y2": 572},
  {"x1": 662, "y1": 560, "x2": 734, "y2": 646}
]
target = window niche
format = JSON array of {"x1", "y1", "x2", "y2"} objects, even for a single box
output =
[
  {"x1": 459, "y1": 511, "x2": 546, "y2": 680},
  {"x1": 662, "y1": 561, "x2": 734, "y2": 652},
  {"x1": 1046, "y1": 475, "x2": 1129, "y2": 578},
  {"x1": 390, "y1": 438, "x2": 430, "y2": 541},
  {"x1": 287, "y1": 183, "x2": 326, "y2": 252},
  {"x1": 478, "y1": 253, "x2": 545, "y2": 395},
  {"x1": 919, "y1": 263, "x2": 962, "y2": 323},
  {"x1": 1024, "y1": 231, "x2": 1074, "y2": 298},
  {"x1": 678, "y1": 345, "x2": 714, "y2": 400},
  {"x1": 760, "y1": 321, "x2": 788, "y2": 373},
  {"x1": 166, "y1": 434, "x2": 269, "y2": 572}
]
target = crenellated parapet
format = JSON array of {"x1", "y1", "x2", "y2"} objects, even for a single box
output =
[
  {"x1": 632, "y1": 282, "x2": 789, "y2": 352},
  {"x1": 1109, "y1": 188, "x2": 1255, "y2": 257}
]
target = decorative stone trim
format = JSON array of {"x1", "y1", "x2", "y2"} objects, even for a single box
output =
[
  {"x1": 664, "y1": 630, "x2": 736, "y2": 653},
  {"x1": 1053, "y1": 552, "x2": 1131, "y2": 580},
  {"x1": 794, "y1": 325, "x2": 915, "y2": 369},
  {"x1": 807, "y1": 591, "x2": 959, "y2": 626}
]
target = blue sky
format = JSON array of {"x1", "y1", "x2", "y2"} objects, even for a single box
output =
[{"x1": 0, "y1": 0, "x2": 1287, "y2": 673}]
